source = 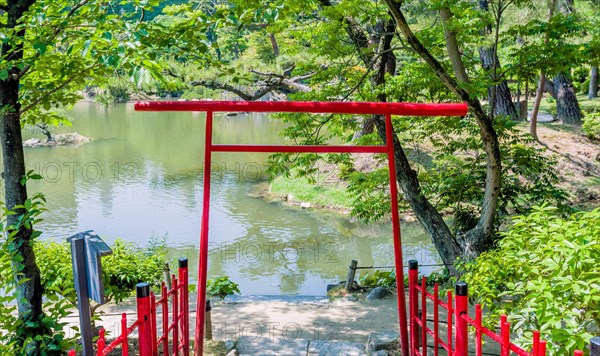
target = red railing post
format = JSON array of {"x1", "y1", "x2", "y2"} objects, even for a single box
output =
[
  {"x1": 421, "y1": 276, "x2": 427, "y2": 356},
  {"x1": 433, "y1": 283, "x2": 439, "y2": 356},
  {"x1": 475, "y1": 305, "x2": 482, "y2": 356},
  {"x1": 97, "y1": 328, "x2": 106, "y2": 355},
  {"x1": 179, "y1": 258, "x2": 190, "y2": 355},
  {"x1": 532, "y1": 330, "x2": 540, "y2": 355},
  {"x1": 409, "y1": 260, "x2": 419, "y2": 355},
  {"x1": 454, "y1": 282, "x2": 468, "y2": 356},
  {"x1": 172, "y1": 274, "x2": 180, "y2": 354},
  {"x1": 151, "y1": 293, "x2": 158, "y2": 355},
  {"x1": 136, "y1": 283, "x2": 153, "y2": 356},
  {"x1": 500, "y1": 315, "x2": 510, "y2": 356},
  {"x1": 161, "y1": 283, "x2": 169, "y2": 355},
  {"x1": 447, "y1": 290, "x2": 453, "y2": 353},
  {"x1": 121, "y1": 313, "x2": 129, "y2": 356},
  {"x1": 538, "y1": 340, "x2": 547, "y2": 356}
]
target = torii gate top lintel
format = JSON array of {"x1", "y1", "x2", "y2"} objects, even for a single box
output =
[{"x1": 134, "y1": 100, "x2": 468, "y2": 356}]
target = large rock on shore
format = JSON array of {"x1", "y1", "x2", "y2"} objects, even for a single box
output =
[{"x1": 23, "y1": 133, "x2": 92, "y2": 147}]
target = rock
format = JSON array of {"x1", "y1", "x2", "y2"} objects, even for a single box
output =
[
  {"x1": 23, "y1": 133, "x2": 92, "y2": 147},
  {"x1": 225, "y1": 340, "x2": 236, "y2": 352},
  {"x1": 286, "y1": 194, "x2": 294, "y2": 201},
  {"x1": 367, "y1": 330, "x2": 400, "y2": 355},
  {"x1": 401, "y1": 215, "x2": 417, "y2": 223},
  {"x1": 226, "y1": 350, "x2": 238, "y2": 356},
  {"x1": 370, "y1": 351, "x2": 389, "y2": 356},
  {"x1": 300, "y1": 202, "x2": 311, "y2": 209},
  {"x1": 308, "y1": 340, "x2": 367, "y2": 355},
  {"x1": 326, "y1": 282, "x2": 344, "y2": 292},
  {"x1": 366, "y1": 287, "x2": 392, "y2": 301},
  {"x1": 236, "y1": 336, "x2": 308, "y2": 355}
]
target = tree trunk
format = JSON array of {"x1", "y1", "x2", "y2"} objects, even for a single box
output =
[
  {"x1": 269, "y1": 33, "x2": 279, "y2": 58},
  {"x1": 589, "y1": 66, "x2": 599, "y2": 99},
  {"x1": 385, "y1": 0, "x2": 502, "y2": 258},
  {"x1": 554, "y1": 73, "x2": 582, "y2": 125},
  {"x1": 530, "y1": 74, "x2": 545, "y2": 141},
  {"x1": 477, "y1": 0, "x2": 519, "y2": 121},
  {"x1": 369, "y1": 21, "x2": 462, "y2": 273},
  {"x1": 1, "y1": 1, "x2": 47, "y2": 352},
  {"x1": 530, "y1": 0, "x2": 557, "y2": 135},
  {"x1": 374, "y1": 119, "x2": 462, "y2": 273},
  {"x1": 0, "y1": 91, "x2": 45, "y2": 347}
]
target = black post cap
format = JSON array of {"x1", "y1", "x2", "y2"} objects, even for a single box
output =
[
  {"x1": 179, "y1": 258, "x2": 188, "y2": 268},
  {"x1": 205, "y1": 299, "x2": 211, "y2": 312},
  {"x1": 409, "y1": 260, "x2": 418, "y2": 270},
  {"x1": 136, "y1": 282, "x2": 150, "y2": 298},
  {"x1": 455, "y1": 281, "x2": 468, "y2": 296}
]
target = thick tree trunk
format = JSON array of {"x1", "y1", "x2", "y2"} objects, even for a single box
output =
[
  {"x1": 477, "y1": 0, "x2": 519, "y2": 121},
  {"x1": 369, "y1": 21, "x2": 462, "y2": 273},
  {"x1": 590, "y1": 66, "x2": 599, "y2": 99},
  {"x1": 554, "y1": 73, "x2": 582, "y2": 125},
  {"x1": 374, "y1": 119, "x2": 462, "y2": 272},
  {"x1": 0, "y1": 89, "x2": 45, "y2": 346},
  {"x1": 2, "y1": 1, "x2": 47, "y2": 352}
]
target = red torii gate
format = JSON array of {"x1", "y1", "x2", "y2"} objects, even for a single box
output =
[{"x1": 134, "y1": 100, "x2": 468, "y2": 356}]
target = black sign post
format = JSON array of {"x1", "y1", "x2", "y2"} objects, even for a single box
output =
[{"x1": 68, "y1": 230, "x2": 112, "y2": 355}]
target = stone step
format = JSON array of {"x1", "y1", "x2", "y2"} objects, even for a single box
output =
[{"x1": 232, "y1": 336, "x2": 367, "y2": 356}]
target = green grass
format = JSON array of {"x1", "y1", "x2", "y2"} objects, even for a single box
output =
[
  {"x1": 529, "y1": 94, "x2": 600, "y2": 114},
  {"x1": 270, "y1": 174, "x2": 355, "y2": 210}
]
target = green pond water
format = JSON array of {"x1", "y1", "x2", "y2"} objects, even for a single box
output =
[{"x1": 16, "y1": 102, "x2": 440, "y2": 295}]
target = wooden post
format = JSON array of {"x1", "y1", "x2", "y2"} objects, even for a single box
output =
[
  {"x1": 163, "y1": 263, "x2": 172, "y2": 290},
  {"x1": 345, "y1": 260, "x2": 358, "y2": 291},
  {"x1": 205, "y1": 300, "x2": 213, "y2": 340},
  {"x1": 591, "y1": 337, "x2": 600, "y2": 356}
]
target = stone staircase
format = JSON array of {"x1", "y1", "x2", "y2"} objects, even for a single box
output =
[{"x1": 225, "y1": 330, "x2": 400, "y2": 356}]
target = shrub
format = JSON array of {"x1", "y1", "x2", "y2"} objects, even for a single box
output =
[
  {"x1": 583, "y1": 111, "x2": 600, "y2": 139},
  {"x1": 359, "y1": 269, "x2": 396, "y2": 288},
  {"x1": 461, "y1": 206, "x2": 600, "y2": 354},
  {"x1": 206, "y1": 276, "x2": 240, "y2": 298},
  {"x1": 36, "y1": 239, "x2": 166, "y2": 307}
]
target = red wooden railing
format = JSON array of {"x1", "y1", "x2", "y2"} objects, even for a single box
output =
[
  {"x1": 408, "y1": 260, "x2": 584, "y2": 356},
  {"x1": 68, "y1": 258, "x2": 189, "y2": 356}
]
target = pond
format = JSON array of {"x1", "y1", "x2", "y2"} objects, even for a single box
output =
[{"x1": 19, "y1": 102, "x2": 441, "y2": 295}]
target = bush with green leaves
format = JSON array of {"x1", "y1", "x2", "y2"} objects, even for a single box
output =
[
  {"x1": 460, "y1": 206, "x2": 600, "y2": 354},
  {"x1": 206, "y1": 276, "x2": 240, "y2": 298},
  {"x1": 359, "y1": 269, "x2": 396, "y2": 288},
  {"x1": 36, "y1": 239, "x2": 166, "y2": 308},
  {"x1": 583, "y1": 111, "x2": 600, "y2": 139}
]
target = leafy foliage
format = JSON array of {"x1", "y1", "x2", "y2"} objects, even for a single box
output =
[
  {"x1": 359, "y1": 269, "x2": 396, "y2": 288},
  {"x1": 0, "y1": 185, "x2": 73, "y2": 354},
  {"x1": 583, "y1": 111, "x2": 600, "y2": 139},
  {"x1": 36, "y1": 239, "x2": 166, "y2": 307},
  {"x1": 460, "y1": 206, "x2": 600, "y2": 354},
  {"x1": 206, "y1": 276, "x2": 240, "y2": 298}
]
